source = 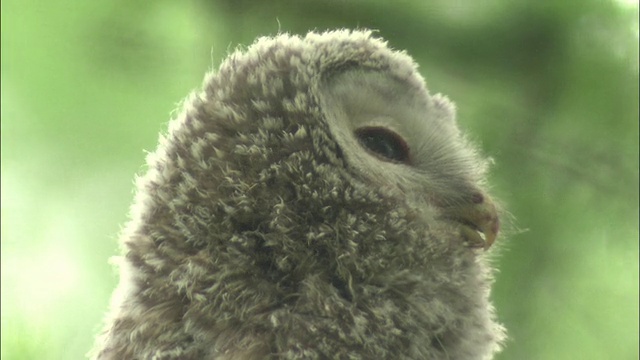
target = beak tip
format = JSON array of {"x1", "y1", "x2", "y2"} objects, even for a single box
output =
[
  {"x1": 483, "y1": 218, "x2": 500, "y2": 250},
  {"x1": 484, "y1": 232, "x2": 496, "y2": 250}
]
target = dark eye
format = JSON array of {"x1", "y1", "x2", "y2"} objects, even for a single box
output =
[{"x1": 354, "y1": 126, "x2": 411, "y2": 163}]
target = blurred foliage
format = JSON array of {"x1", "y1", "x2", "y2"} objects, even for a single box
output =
[{"x1": 1, "y1": 0, "x2": 638, "y2": 359}]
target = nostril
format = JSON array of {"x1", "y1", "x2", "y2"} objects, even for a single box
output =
[{"x1": 471, "y1": 192, "x2": 484, "y2": 204}]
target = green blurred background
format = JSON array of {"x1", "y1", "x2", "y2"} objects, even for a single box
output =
[{"x1": 1, "y1": 0, "x2": 638, "y2": 359}]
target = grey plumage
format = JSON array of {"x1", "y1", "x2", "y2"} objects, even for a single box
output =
[{"x1": 91, "y1": 29, "x2": 505, "y2": 360}]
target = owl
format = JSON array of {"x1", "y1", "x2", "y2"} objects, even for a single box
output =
[{"x1": 90, "y1": 30, "x2": 505, "y2": 360}]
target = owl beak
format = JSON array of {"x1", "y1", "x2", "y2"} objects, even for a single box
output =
[{"x1": 445, "y1": 194, "x2": 500, "y2": 250}]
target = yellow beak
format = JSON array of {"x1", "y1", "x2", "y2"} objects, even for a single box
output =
[{"x1": 443, "y1": 194, "x2": 500, "y2": 250}]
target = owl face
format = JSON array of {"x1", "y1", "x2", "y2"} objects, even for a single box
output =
[{"x1": 318, "y1": 69, "x2": 499, "y2": 250}]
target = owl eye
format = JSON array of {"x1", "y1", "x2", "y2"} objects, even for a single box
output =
[{"x1": 354, "y1": 126, "x2": 410, "y2": 163}]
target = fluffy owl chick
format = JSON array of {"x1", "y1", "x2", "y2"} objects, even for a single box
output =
[{"x1": 91, "y1": 30, "x2": 505, "y2": 360}]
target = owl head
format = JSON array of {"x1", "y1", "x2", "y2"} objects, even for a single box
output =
[{"x1": 92, "y1": 29, "x2": 505, "y2": 360}]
